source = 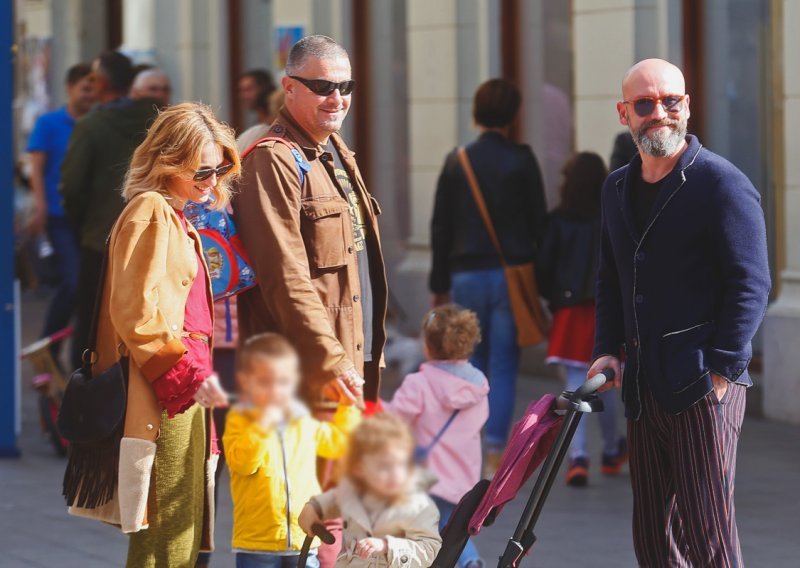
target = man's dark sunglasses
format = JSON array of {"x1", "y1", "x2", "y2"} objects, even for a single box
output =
[
  {"x1": 290, "y1": 75, "x2": 356, "y2": 96},
  {"x1": 622, "y1": 95, "x2": 685, "y2": 118},
  {"x1": 193, "y1": 162, "x2": 234, "y2": 182}
]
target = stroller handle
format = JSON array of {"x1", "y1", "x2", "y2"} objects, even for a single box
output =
[
  {"x1": 297, "y1": 523, "x2": 336, "y2": 568},
  {"x1": 311, "y1": 523, "x2": 336, "y2": 545},
  {"x1": 570, "y1": 368, "x2": 614, "y2": 403}
]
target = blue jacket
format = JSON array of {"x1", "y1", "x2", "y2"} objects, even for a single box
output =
[{"x1": 593, "y1": 135, "x2": 771, "y2": 418}]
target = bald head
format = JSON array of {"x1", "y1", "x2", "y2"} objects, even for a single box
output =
[
  {"x1": 622, "y1": 59, "x2": 685, "y2": 100},
  {"x1": 131, "y1": 69, "x2": 171, "y2": 106}
]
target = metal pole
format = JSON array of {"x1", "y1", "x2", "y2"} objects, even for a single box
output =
[{"x1": 0, "y1": 0, "x2": 20, "y2": 458}]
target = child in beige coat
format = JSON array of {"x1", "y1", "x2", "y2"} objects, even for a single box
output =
[{"x1": 299, "y1": 414, "x2": 442, "y2": 568}]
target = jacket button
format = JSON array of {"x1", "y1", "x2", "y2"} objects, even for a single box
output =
[
  {"x1": 401, "y1": 556, "x2": 409, "y2": 564},
  {"x1": 632, "y1": 337, "x2": 639, "y2": 347},
  {"x1": 347, "y1": 246, "x2": 354, "y2": 254},
  {"x1": 146, "y1": 424, "x2": 154, "y2": 431},
  {"x1": 182, "y1": 279, "x2": 189, "y2": 286},
  {"x1": 636, "y1": 251, "x2": 645, "y2": 261},
  {"x1": 356, "y1": 344, "x2": 362, "y2": 351},
  {"x1": 635, "y1": 294, "x2": 644, "y2": 304},
  {"x1": 320, "y1": 154, "x2": 329, "y2": 162},
  {"x1": 171, "y1": 324, "x2": 178, "y2": 331},
  {"x1": 564, "y1": 290, "x2": 572, "y2": 298},
  {"x1": 353, "y1": 294, "x2": 360, "y2": 302}
]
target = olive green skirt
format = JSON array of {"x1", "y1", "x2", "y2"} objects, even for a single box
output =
[{"x1": 126, "y1": 404, "x2": 206, "y2": 568}]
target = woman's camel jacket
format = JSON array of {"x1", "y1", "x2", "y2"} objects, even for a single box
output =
[{"x1": 67, "y1": 191, "x2": 217, "y2": 551}]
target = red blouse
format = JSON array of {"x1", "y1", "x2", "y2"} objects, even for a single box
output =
[{"x1": 151, "y1": 210, "x2": 214, "y2": 418}]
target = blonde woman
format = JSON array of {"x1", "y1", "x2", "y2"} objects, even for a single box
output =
[{"x1": 68, "y1": 103, "x2": 241, "y2": 567}]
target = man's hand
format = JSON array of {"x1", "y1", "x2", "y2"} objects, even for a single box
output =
[
  {"x1": 355, "y1": 537, "x2": 388, "y2": 559},
  {"x1": 711, "y1": 372, "x2": 729, "y2": 402},
  {"x1": 193, "y1": 373, "x2": 229, "y2": 408},
  {"x1": 431, "y1": 293, "x2": 450, "y2": 307},
  {"x1": 322, "y1": 367, "x2": 364, "y2": 409},
  {"x1": 298, "y1": 502, "x2": 322, "y2": 535},
  {"x1": 588, "y1": 355, "x2": 622, "y2": 392}
]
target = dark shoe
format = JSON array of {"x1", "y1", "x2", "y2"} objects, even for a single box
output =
[
  {"x1": 601, "y1": 437, "x2": 628, "y2": 476},
  {"x1": 566, "y1": 456, "x2": 589, "y2": 487}
]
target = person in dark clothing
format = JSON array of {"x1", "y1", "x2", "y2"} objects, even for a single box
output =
[
  {"x1": 60, "y1": 50, "x2": 160, "y2": 369},
  {"x1": 609, "y1": 130, "x2": 639, "y2": 172},
  {"x1": 537, "y1": 152, "x2": 626, "y2": 487},
  {"x1": 589, "y1": 59, "x2": 770, "y2": 567},
  {"x1": 429, "y1": 78, "x2": 547, "y2": 475}
]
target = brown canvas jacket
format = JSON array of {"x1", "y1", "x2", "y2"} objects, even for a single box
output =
[{"x1": 234, "y1": 107, "x2": 387, "y2": 401}]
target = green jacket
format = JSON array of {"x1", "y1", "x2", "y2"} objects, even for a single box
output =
[{"x1": 60, "y1": 98, "x2": 159, "y2": 251}]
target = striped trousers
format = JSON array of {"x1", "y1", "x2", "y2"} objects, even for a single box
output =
[{"x1": 629, "y1": 382, "x2": 746, "y2": 567}]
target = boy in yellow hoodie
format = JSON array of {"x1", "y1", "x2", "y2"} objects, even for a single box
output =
[{"x1": 224, "y1": 333, "x2": 360, "y2": 568}]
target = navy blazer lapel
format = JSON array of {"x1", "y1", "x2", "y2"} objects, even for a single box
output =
[
  {"x1": 624, "y1": 135, "x2": 704, "y2": 245},
  {"x1": 640, "y1": 136, "x2": 703, "y2": 242},
  {"x1": 616, "y1": 158, "x2": 642, "y2": 243}
]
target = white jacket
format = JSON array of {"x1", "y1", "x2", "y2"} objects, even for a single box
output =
[{"x1": 314, "y1": 476, "x2": 442, "y2": 568}]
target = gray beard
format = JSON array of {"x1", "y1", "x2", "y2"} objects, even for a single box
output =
[{"x1": 632, "y1": 118, "x2": 687, "y2": 157}]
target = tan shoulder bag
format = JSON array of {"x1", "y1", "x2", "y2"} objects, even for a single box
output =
[{"x1": 457, "y1": 147, "x2": 550, "y2": 347}]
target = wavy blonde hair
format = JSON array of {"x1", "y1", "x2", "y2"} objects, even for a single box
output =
[{"x1": 122, "y1": 102, "x2": 241, "y2": 209}]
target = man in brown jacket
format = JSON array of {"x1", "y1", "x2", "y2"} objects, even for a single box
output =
[{"x1": 234, "y1": 35, "x2": 387, "y2": 406}]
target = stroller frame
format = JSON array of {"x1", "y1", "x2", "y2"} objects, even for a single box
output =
[{"x1": 497, "y1": 371, "x2": 609, "y2": 568}]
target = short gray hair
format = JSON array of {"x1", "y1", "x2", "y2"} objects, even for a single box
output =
[{"x1": 285, "y1": 35, "x2": 349, "y2": 75}]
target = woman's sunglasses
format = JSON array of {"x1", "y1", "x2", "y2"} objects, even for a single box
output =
[
  {"x1": 623, "y1": 95, "x2": 686, "y2": 118},
  {"x1": 193, "y1": 162, "x2": 234, "y2": 182},
  {"x1": 290, "y1": 75, "x2": 356, "y2": 97}
]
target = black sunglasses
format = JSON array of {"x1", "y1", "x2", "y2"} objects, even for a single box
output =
[
  {"x1": 193, "y1": 162, "x2": 234, "y2": 182},
  {"x1": 623, "y1": 95, "x2": 686, "y2": 118},
  {"x1": 289, "y1": 75, "x2": 356, "y2": 97}
]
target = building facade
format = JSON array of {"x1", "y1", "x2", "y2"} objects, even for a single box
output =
[{"x1": 17, "y1": 0, "x2": 799, "y2": 423}]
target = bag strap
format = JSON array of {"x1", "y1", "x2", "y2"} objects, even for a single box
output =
[
  {"x1": 82, "y1": 241, "x2": 111, "y2": 372},
  {"x1": 457, "y1": 147, "x2": 508, "y2": 268},
  {"x1": 241, "y1": 136, "x2": 312, "y2": 186},
  {"x1": 422, "y1": 409, "x2": 461, "y2": 453}
]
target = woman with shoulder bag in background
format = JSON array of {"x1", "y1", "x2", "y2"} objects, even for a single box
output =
[
  {"x1": 537, "y1": 152, "x2": 627, "y2": 488},
  {"x1": 66, "y1": 102, "x2": 241, "y2": 567},
  {"x1": 429, "y1": 79, "x2": 548, "y2": 476}
]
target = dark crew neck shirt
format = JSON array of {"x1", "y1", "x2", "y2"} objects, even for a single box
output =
[{"x1": 632, "y1": 172, "x2": 665, "y2": 234}]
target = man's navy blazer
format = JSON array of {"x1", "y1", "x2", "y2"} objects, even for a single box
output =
[{"x1": 593, "y1": 135, "x2": 771, "y2": 418}]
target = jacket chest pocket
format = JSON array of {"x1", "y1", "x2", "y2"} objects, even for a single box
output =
[{"x1": 301, "y1": 196, "x2": 350, "y2": 270}]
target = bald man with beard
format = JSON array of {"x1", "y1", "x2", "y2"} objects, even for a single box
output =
[{"x1": 588, "y1": 59, "x2": 770, "y2": 567}]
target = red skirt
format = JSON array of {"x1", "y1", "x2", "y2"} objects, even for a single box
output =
[{"x1": 546, "y1": 301, "x2": 596, "y2": 367}]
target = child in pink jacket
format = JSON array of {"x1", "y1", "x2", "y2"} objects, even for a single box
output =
[{"x1": 385, "y1": 304, "x2": 489, "y2": 568}]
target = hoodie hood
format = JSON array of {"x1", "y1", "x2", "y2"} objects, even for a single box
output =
[{"x1": 419, "y1": 362, "x2": 489, "y2": 410}]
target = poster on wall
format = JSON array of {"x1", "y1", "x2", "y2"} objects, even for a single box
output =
[{"x1": 275, "y1": 26, "x2": 305, "y2": 70}]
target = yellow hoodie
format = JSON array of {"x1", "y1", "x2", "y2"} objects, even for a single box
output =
[{"x1": 224, "y1": 402, "x2": 360, "y2": 553}]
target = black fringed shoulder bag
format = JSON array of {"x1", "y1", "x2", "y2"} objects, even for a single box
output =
[{"x1": 58, "y1": 243, "x2": 129, "y2": 509}]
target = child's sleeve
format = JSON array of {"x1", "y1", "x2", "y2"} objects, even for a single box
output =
[
  {"x1": 383, "y1": 375, "x2": 424, "y2": 423},
  {"x1": 385, "y1": 498, "x2": 442, "y2": 568},
  {"x1": 223, "y1": 409, "x2": 271, "y2": 476},
  {"x1": 315, "y1": 404, "x2": 361, "y2": 460},
  {"x1": 310, "y1": 487, "x2": 341, "y2": 520}
]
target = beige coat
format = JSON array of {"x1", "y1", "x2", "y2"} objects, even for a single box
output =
[
  {"x1": 314, "y1": 477, "x2": 442, "y2": 568},
  {"x1": 67, "y1": 191, "x2": 216, "y2": 550},
  {"x1": 234, "y1": 108, "x2": 388, "y2": 402}
]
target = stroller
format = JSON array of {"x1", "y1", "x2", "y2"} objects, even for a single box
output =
[
  {"x1": 433, "y1": 368, "x2": 614, "y2": 568},
  {"x1": 295, "y1": 369, "x2": 613, "y2": 568}
]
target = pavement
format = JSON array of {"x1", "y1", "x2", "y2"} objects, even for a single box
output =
[{"x1": 2, "y1": 292, "x2": 799, "y2": 567}]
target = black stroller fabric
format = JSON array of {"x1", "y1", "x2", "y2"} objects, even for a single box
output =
[{"x1": 432, "y1": 479, "x2": 491, "y2": 568}]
